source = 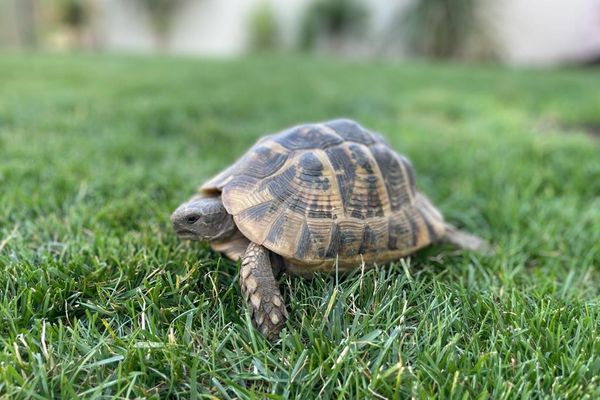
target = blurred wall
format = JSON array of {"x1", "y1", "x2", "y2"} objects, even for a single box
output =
[
  {"x1": 100, "y1": 0, "x2": 154, "y2": 52},
  {"x1": 99, "y1": 0, "x2": 309, "y2": 55},
  {"x1": 170, "y1": 0, "x2": 307, "y2": 55},
  {"x1": 94, "y1": 0, "x2": 600, "y2": 64},
  {"x1": 496, "y1": 0, "x2": 600, "y2": 65}
]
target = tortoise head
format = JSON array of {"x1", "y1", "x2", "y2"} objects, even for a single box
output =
[{"x1": 170, "y1": 196, "x2": 236, "y2": 242}]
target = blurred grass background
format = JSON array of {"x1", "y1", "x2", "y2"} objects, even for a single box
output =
[{"x1": 0, "y1": 54, "x2": 599, "y2": 398}]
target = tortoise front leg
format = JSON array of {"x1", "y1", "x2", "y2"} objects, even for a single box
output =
[{"x1": 240, "y1": 243, "x2": 288, "y2": 338}]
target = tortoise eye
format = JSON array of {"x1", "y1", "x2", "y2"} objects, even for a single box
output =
[{"x1": 185, "y1": 214, "x2": 200, "y2": 224}]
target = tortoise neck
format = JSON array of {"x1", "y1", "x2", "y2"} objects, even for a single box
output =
[{"x1": 211, "y1": 224, "x2": 238, "y2": 243}]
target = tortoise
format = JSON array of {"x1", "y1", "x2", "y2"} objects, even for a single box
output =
[{"x1": 171, "y1": 119, "x2": 487, "y2": 338}]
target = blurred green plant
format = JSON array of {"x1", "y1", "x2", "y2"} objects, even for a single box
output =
[
  {"x1": 59, "y1": 0, "x2": 87, "y2": 29},
  {"x1": 401, "y1": 0, "x2": 496, "y2": 59},
  {"x1": 51, "y1": 0, "x2": 91, "y2": 50},
  {"x1": 299, "y1": 0, "x2": 369, "y2": 52},
  {"x1": 133, "y1": 0, "x2": 188, "y2": 49},
  {"x1": 249, "y1": 1, "x2": 279, "y2": 52}
]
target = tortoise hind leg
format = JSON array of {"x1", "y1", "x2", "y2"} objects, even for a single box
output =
[
  {"x1": 414, "y1": 193, "x2": 491, "y2": 254},
  {"x1": 240, "y1": 243, "x2": 288, "y2": 339},
  {"x1": 442, "y1": 223, "x2": 491, "y2": 253}
]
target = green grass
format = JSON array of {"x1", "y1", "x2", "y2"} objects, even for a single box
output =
[{"x1": 0, "y1": 53, "x2": 599, "y2": 399}]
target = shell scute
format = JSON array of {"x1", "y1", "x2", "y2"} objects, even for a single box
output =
[
  {"x1": 345, "y1": 143, "x2": 387, "y2": 219},
  {"x1": 201, "y1": 140, "x2": 288, "y2": 192},
  {"x1": 387, "y1": 211, "x2": 415, "y2": 250},
  {"x1": 245, "y1": 145, "x2": 288, "y2": 178},
  {"x1": 273, "y1": 124, "x2": 343, "y2": 150},
  {"x1": 370, "y1": 143, "x2": 415, "y2": 211},
  {"x1": 325, "y1": 119, "x2": 375, "y2": 145}
]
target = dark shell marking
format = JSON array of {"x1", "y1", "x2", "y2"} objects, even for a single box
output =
[{"x1": 205, "y1": 120, "x2": 445, "y2": 265}]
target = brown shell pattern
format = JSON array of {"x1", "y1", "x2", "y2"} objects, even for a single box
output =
[{"x1": 201, "y1": 119, "x2": 445, "y2": 268}]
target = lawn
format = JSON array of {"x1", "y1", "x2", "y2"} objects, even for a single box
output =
[{"x1": 0, "y1": 54, "x2": 598, "y2": 399}]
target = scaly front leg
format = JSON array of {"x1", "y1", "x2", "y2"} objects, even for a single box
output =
[{"x1": 240, "y1": 243, "x2": 288, "y2": 338}]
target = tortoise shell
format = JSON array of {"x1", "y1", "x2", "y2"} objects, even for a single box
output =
[{"x1": 200, "y1": 119, "x2": 446, "y2": 272}]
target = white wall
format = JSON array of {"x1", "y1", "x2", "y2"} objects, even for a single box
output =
[
  {"x1": 99, "y1": 0, "x2": 154, "y2": 52},
  {"x1": 269, "y1": 0, "x2": 310, "y2": 49},
  {"x1": 169, "y1": 0, "x2": 255, "y2": 56},
  {"x1": 494, "y1": 0, "x2": 600, "y2": 65}
]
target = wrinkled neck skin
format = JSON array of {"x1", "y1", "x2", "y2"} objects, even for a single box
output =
[{"x1": 171, "y1": 195, "x2": 237, "y2": 243}]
